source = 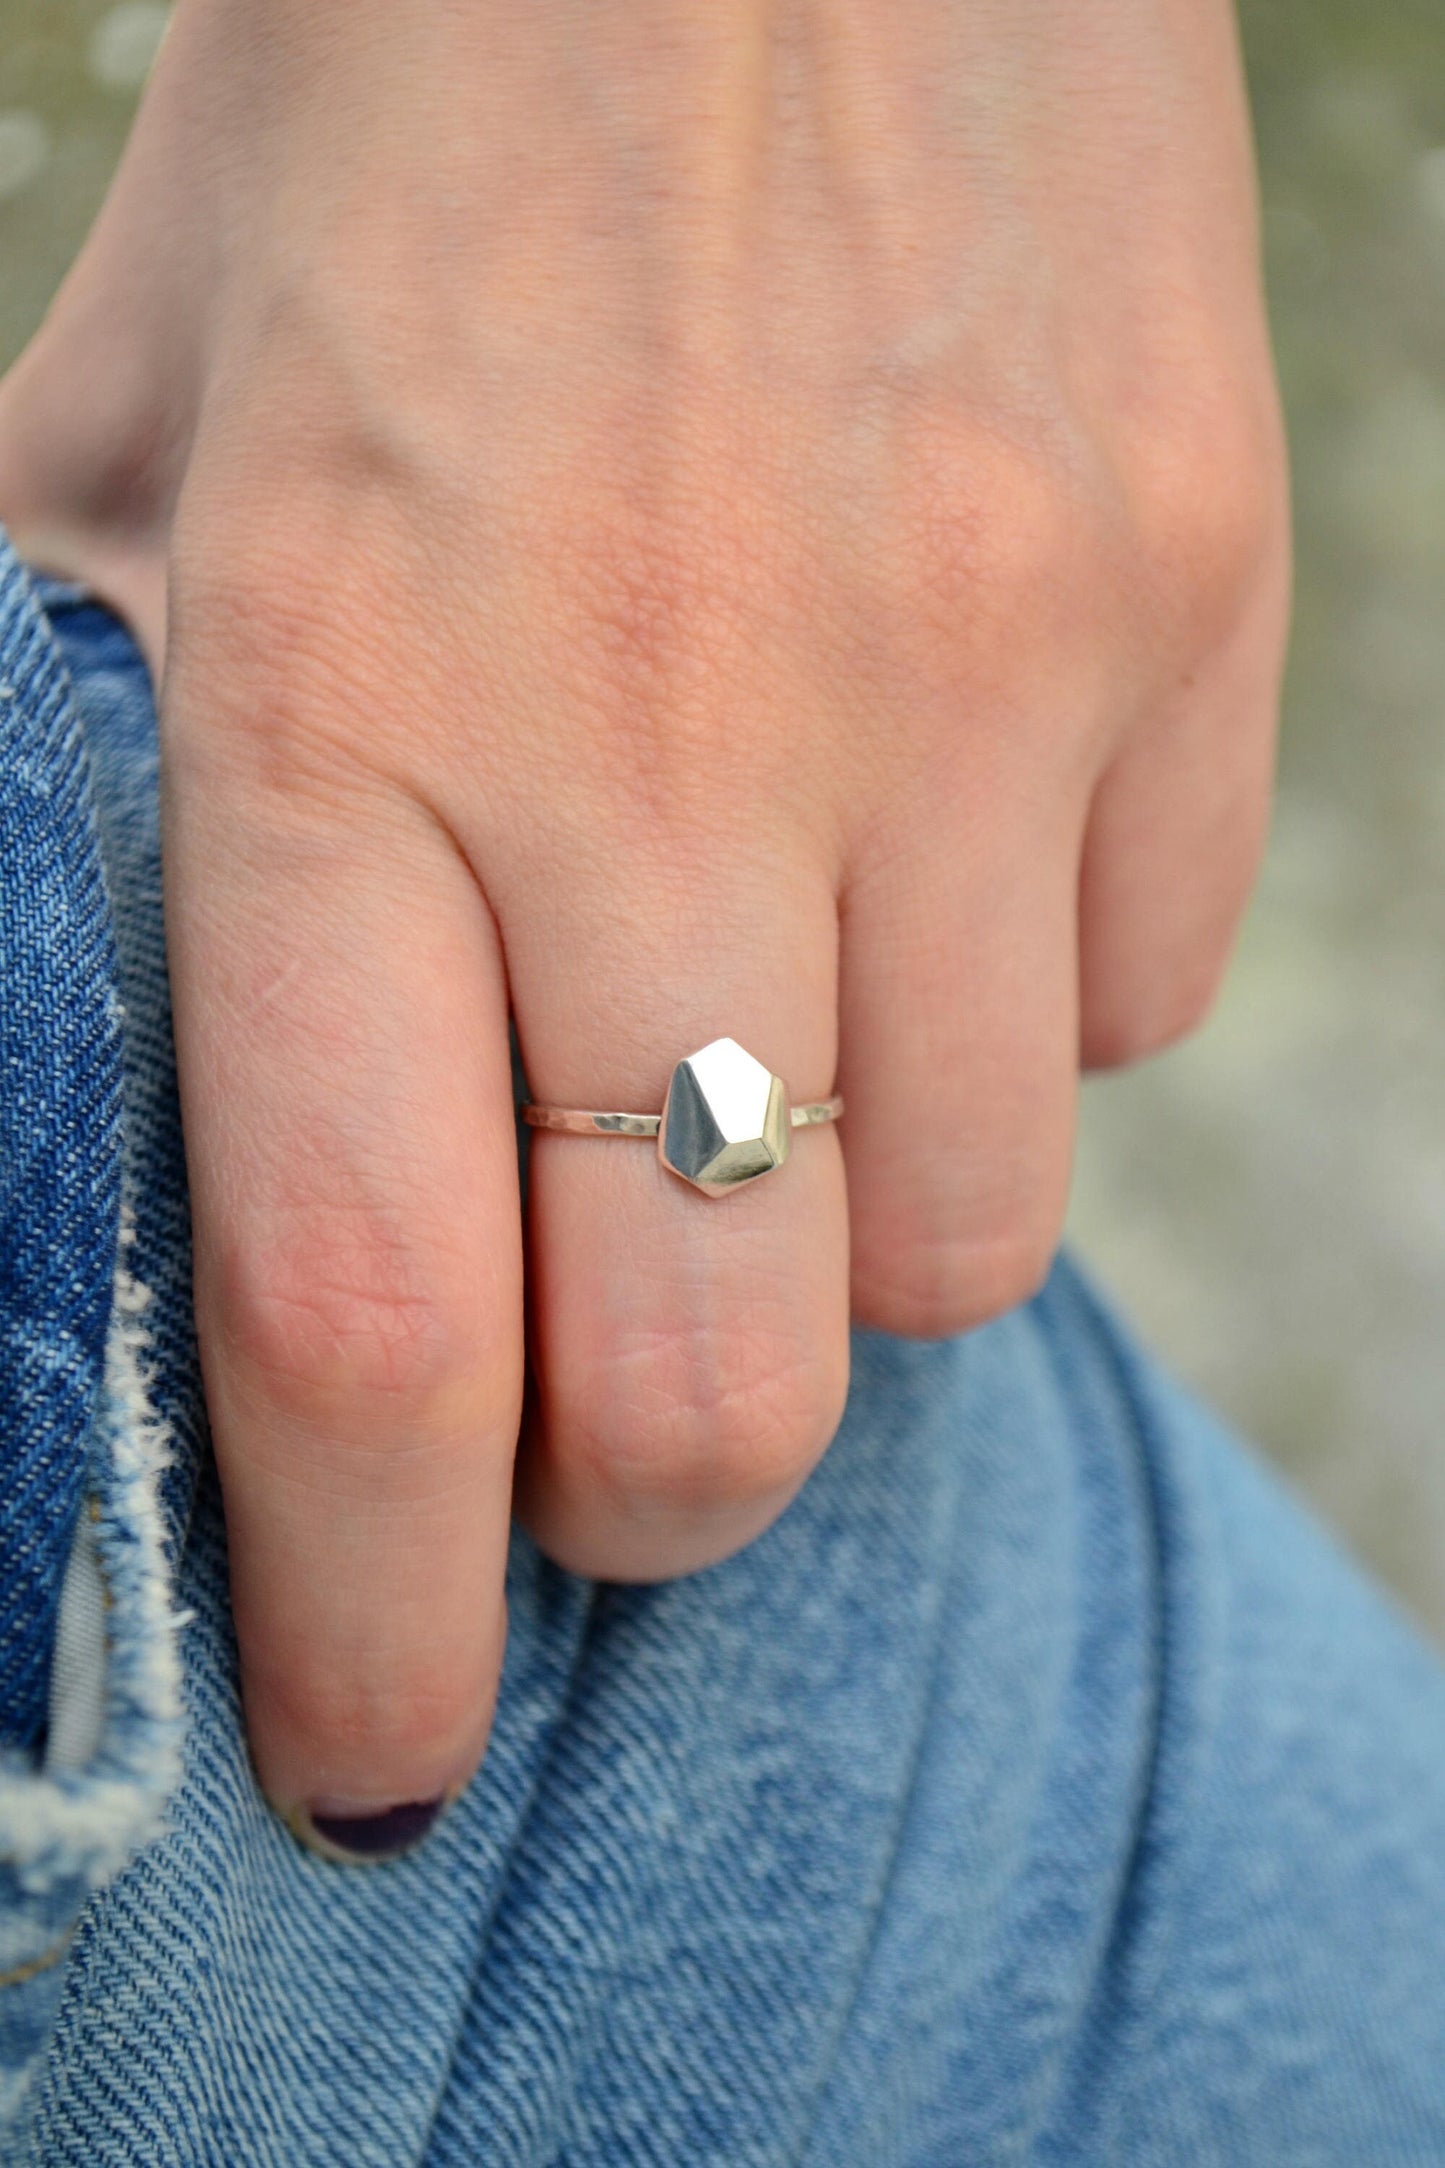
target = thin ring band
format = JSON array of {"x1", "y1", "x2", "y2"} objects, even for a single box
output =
[
  {"x1": 519, "y1": 1036, "x2": 841, "y2": 1197},
  {"x1": 520, "y1": 1098, "x2": 843, "y2": 1138}
]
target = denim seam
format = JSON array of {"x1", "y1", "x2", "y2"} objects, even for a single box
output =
[
  {"x1": 0, "y1": 1196, "x2": 185, "y2": 1892},
  {"x1": 0, "y1": 546, "x2": 122, "y2": 1747}
]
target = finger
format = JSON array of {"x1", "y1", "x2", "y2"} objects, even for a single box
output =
[
  {"x1": 163, "y1": 643, "x2": 523, "y2": 1856},
  {"x1": 503, "y1": 842, "x2": 850, "y2": 1582},
  {"x1": 1078, "y1": 567, "x2": 1288, "y2": 1069},
  {"x1": 841, "y1": 779, "x2": 1083, "y2": 1340}
]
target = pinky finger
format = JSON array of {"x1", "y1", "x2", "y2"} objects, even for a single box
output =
[{"x1": 1078, "y1": 563, "x2": 1289, "y2": 1071}]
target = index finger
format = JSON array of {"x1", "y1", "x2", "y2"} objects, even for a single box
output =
[{"x1": 163, "y1": 631, "x2": 522, "y2": 1861}]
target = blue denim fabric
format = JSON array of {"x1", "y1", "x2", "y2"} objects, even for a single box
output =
[
  {"x1": 0, "y1": 565, "x2": 123, "y2": 1750},
  {"x1": 3, "y1": 530, "x2": 1445, "y2": 2163}
]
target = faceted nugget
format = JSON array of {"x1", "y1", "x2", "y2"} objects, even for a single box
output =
[{"x1": 659, "y1": 1037, "x2": 791, "y2": 1196}]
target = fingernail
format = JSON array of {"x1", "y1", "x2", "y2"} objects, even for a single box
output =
[{"x1": 287, "y1": 1796, "x2": 447, "y2": 1866}]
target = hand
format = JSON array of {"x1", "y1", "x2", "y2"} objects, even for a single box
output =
[{"x1": 0, "y1": 0, "x2": 1289, "y2": 1847}]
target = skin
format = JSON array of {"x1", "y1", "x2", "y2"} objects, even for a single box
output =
[{"x1": 0, "y1": 0, "x2": 1289, "y2": 1834}]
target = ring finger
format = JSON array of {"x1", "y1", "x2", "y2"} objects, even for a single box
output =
[{"x1": 501, "y1": 838, "x2": 850, "y2": 1582}]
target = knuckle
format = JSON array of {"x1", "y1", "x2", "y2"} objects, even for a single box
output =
[
  {"x1": 885, "y1": 367, "x2": 1287, "y2": 693},
  {"x1": 218, "y1": 1222, "x2": 501, "y2": 1439},
  {"x1": 854, "y1": 1220, "x2": 1057, "y2": 1340},
  {"x1": 172, "y1": 508, "x2": 340, "y2": 673},
  {"x1": 1121, "y1": 391, "x2": 1288, "y2": 648},
  {"x1": 167, "y1": 513, "x2": 411, "y2": 796},
  {"x1": 887, "y1": 395, "x2": 1132, "y2": 751},
  {"x1": 502, "y1": 459, "x2": 809, "y2": 834},
  {"x1": 896, "y1": 405, "x2": 1093, "y2": 634},
  {"x1": 564, "y1": 498, "x2": 735, "y2": 686},
  {"x1": 563, "y1": 1324, "x2": 848, "y2": 1522},
  {"x1": 549, "y1": 490, "x2": 779, "y2": 769}
]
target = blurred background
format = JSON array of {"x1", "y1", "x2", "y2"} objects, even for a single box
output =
[{"x1": 1, "y1": 2, "x2": 1443, "y2": 1629}]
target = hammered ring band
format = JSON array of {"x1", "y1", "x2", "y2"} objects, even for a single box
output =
[{"x1": 521, "y1": 1036, "x2": 843, "y2": 1197}]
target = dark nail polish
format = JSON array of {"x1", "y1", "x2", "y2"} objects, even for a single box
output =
[{"x1": 298, "y1": 1797, "x2": 445, "y2": 1863}]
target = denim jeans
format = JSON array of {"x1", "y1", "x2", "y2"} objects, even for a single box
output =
[{"x1": 2, "y1": 531, "x2": 1445, "y2": 2164}]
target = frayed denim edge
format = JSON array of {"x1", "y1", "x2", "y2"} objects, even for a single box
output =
[{"x1": 0, "y1": 1196, "x2": 185, "y2": 1899}]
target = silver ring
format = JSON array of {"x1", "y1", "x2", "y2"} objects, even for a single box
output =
[{"x1": 521, "y1": 1036, "x2": 842, "y2": 1197}]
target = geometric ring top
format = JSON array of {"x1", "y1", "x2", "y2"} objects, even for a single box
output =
[{"x1": 521, "y1": 1036, "x2": 843, "y2": 1196}]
